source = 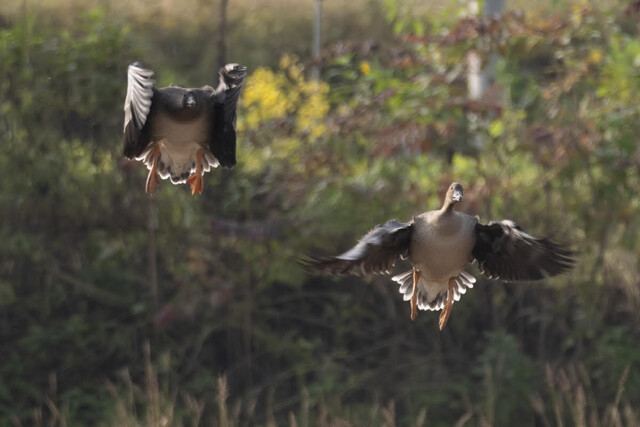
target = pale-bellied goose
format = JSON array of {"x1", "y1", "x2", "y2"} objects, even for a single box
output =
[
  {"x1": 304, "y1": 183, "x2": 574, "y2": 329},
  {"x1": 123, "y1": 62, "x2": 247, "y2": 194}
]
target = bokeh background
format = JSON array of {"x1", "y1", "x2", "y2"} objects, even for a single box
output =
[{"x1": 1, "y1": 0, "x2": 640, "y2": 425}]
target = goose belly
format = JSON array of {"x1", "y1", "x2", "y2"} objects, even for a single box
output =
[
  {"x1": 157, "y1": 141, "x2": 219, "y2": 184},
  {"x1": 151, "y1": 113, "x2": 210, "y2": 146},
  {"x1": 410, "y1": 226, "x2": 475, "y2": 281},
  {"x1": 159, "y1": 140, "x2": 201, "y2": 177},
  {"x1": 145, "y1": 116, "x2": 219, "y2": 183}
]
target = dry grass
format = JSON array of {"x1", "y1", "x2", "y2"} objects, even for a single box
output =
[
  {"x1": 100, "y1": 342, "x2": 430, "y2": 426},
  {"x1": 530, "y1": 364, "x2": 639, "y2": 427},
  {"x1": 10, "y1": 372, "x2": 69, "y2": 427},
  {"x1": 10, "y1": 347, "x2": 638, "y2": 426},
  {"x1": 104, "y1": 341, "x2": 203, "y2": 427}
]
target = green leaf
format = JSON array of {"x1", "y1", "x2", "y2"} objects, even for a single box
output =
[{"x1": 489, "y1": 119, "x2": 505, "y2": 138}]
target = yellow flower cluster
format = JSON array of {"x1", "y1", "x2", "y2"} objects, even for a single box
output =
[
  {"x1": 241, "y1": 68, "x2": 291, "y2": 129},
  {"x1": 587, "y1": 48, "x2": 603, "y2": 65},
  {"x1": 359, "y1": 61, "x2": 371, "y2": 75},
  {"x1": 296, "y1": 80, "x2": 330, "y2": 138},
  {"x1": 240, "y1": 56, "x2": 330, "y2": 138}
]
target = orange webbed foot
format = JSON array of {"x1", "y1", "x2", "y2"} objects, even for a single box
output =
[
  {"x1": 186, "y1": 151, "x2": 204, "y2": 195},
  {"x1": 145, "y1": 145, "x2": 161, "y2": 194},
  {"x1": 186, "y1": 173, "x2": 204, "y2": 195},
  {"x1": 438, "y1": 278, "x2": 455, "y2": 330},
  {"x1": 410, "y1": 269, "x2": 420, "y2": 321}
]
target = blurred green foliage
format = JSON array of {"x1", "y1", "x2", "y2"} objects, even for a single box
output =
[{"x1": 2, "y1": 2, "x2": 640, "y2": 426}]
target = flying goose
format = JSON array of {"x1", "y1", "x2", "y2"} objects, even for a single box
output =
[
  {"x1": 305, "y1": 183, "x2": 574, "y2": 329},
  {"x1": 123, "y1": 62, "x2": 247, "y2": 194}
]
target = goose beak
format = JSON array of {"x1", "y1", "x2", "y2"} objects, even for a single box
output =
[
  {"x1": 185, "y1": 94, "x2": 196, "y2": 109},
  {"x1": 226, "y1": 63, "x2": 247, "y2": 73},
  {"x1": 452, "y1": 190, "x2": 463, "y2": 202}
]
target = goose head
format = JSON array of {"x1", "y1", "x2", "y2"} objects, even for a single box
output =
[{"x1": 442, "y1": 182, "x2": 464, "y2": 212}]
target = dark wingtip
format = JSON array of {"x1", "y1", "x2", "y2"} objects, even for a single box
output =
[
  {"x1": 474, "y1": 221, "x2": 577, "y2": 282},
  {"x1": 129, "y1": 61, "x2": 151, "y2": 70},
  {"x1": 123, "y1": 122, "x2": 142, "y2": 158},
  {"x1": 541, "y1": 239, "x2": 577, "y2": 276},
  {"x1": 219, "y1": 158, "x2": 237, "y2": 169},
  {"x1": 299, "y1": 255, "x2": 357, "y2": 277},
  {"x1": 220, "y1": 63, "x2": 248, "y2": 83},
  {"x1": 297, "y1": 256, "x2": 314, "y2": 273},
  {"x1": 298, "y1": 256, "x2": 332, "y2": 275}
]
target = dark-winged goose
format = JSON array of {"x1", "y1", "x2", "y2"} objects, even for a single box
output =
[
  {"x1": 123, "y1": 62, "x2": 247, "y2": 194},
  {"x1": 305, "y1": 183, "x2": 574, "y2": 330}
]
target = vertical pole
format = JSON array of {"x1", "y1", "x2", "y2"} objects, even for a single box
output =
[
  {"x1": 466, "y1": 0, "x2": 483, "y2": 100},
  {"x1": 466, "y1": 0, "x2": 505, "y2": 149},
  {"x1": 482, "y1": 0, "x2": 505, "y2": 89},
  {"x1": 312, "y1": 0, "x2": 323, "y2": 79},
  {"x1": 217, "y1": 0, "x2": 230, "y2": 69},
  {"x1": 466, "y1": 1, "x2": 483, "y2": 149},
  {"x1": 484, "y1": 0, "x2": 505, "y2": 16}
]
